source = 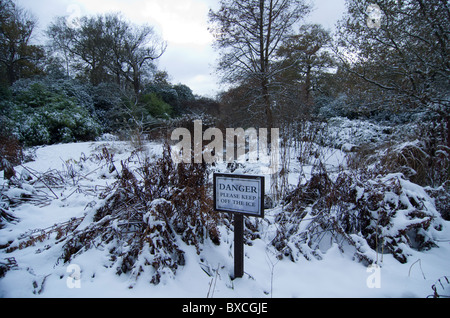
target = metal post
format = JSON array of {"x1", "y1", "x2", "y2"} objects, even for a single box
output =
[{"x1": 234, "y1": 213, "x2": 244, "y2": 279}]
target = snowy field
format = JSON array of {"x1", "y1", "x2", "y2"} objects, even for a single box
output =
[{"x1": 1, "y1": 130, "x2": 449, "y2": 298}]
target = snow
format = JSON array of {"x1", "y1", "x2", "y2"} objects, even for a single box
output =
[{"x1": 1, "y1": 138, "x2": 449, "y2": 298}]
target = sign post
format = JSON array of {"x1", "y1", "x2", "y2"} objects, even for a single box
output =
[
  {"x1": 234, "y1": 214, "x2": 244, "y2": 278},
  {"x1": 213, "y1": 173, "x2": 264, "y2": 279}
]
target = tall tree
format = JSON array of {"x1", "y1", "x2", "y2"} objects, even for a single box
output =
[
  {"x1": 336, "y1": 0, "x2": 449, "y2": 123},
  {"x1": 120, "y1": 22, "x2": 166, "y2": 95},
  {"x1": 47, "y1": 13, "x2": 166, "y2": 94},
  {"x1": 277, "y1": 24, "x2": 334, "y2": 107},
  {"x1": 0, "y1": 0, "x2": 44, "y2": 85},
  {"x1": 209, "y1": 0, "x2": 310, "y2": 129}
]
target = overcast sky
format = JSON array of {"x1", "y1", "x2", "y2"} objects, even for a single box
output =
[{"x1": 15, "y1": 0, "x2": 346, "y2": 97}]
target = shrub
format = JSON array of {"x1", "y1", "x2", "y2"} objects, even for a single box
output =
[
  {"x1": 345, "y1": 120, "x2": 449, "y2": 189},
  {"x1": 8, "y1": 80, "x2": 102, "y2": 146},
  {"x1": 426, "y1": 186, "x2": 450, "y2": 221},
  {"x1": 0, "y1": 132, "x2": 23, "y2": 171},
  {"x1": 59, "y1": 144, "x2": 221, "y2": 285},
  {"x1": 140, "y1": 93, "x2": 173, "y2": 119},
  {"x1": 276, "y1": 169, "x2": 444, "y2": 264}
]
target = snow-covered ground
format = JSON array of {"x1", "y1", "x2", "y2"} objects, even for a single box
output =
[{"x1": 1, "y1": 133, "x2": 449, "y2": 298}]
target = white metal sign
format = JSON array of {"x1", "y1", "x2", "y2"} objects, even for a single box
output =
[{"x1": 213, "y1": 173, "x2": 264, "y2": 217}]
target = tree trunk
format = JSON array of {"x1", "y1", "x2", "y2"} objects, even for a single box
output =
[
  {"x1": 133, "y1": 67, "x2": 140, "y2": 96},
  {"x1": 262, "y1": 78, "x2": 273, "y2": 131},
  {"x1": 6, "y1": 64, "x2": 16, "y2": 86},
  {"x1": 305, "y1": 65, "x2": 312, "y2": 105},
  {"x1": 259, "y1": 0, "x2": 273, "y2": 131}
]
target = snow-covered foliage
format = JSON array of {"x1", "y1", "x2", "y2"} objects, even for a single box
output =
[
  {"x1": 326, "y1": 117, "x2": 449, "y2": 188},
  {"x1": 325, "y1": 117, "x2": 412, "y2": 151},
  {"x1": 274, "y1": 169, "x2": 443, "y2": 264},
  {"x1": 1, "y1": 144, "x2": 221, "y2": 287},
  {"x1": 65, "y1": 145, "x2": 220, "y2": 285},
  {"x1": 0, "y1": 117, "x2": 449, "y2": 297},
  {"x1": 0, "y1": 133, "x2": 23, "y2": 229},
  {"x1": 4, "y1": 78, "x2": 102, "y2": 146}
]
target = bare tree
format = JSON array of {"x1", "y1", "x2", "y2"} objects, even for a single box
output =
[
  {"x1": 336, "y1": 0, "x2": 449, "y2": 130},
  {"x1": 0, "y1": 0, "x2": 44, "y2": 85},
  {"x1": 120, "y1": 23, "x2": 167, "y2": 95},
  {"x1": 47, "y1": 13, "x2": 166, "y2": 94},
  {"x1": 209, "y1": 0, "x2": 310, "y2": 129}
]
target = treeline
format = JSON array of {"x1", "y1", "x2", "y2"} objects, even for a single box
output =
[
  {"x1": 1, "y1": 0, "x2": 449, "y2": 147},
  {"x1": 0, "y1": 0, "x2": 218, "y2": 148},
  {"x1": 210, "y1": 0, "x2": 449, "y2": 136},
  {"x1": 207, "y1": 0, "x2": 449, "y2": 192}
]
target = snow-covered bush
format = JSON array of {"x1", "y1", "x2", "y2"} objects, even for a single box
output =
[
  {"x1": 59, "y1": 145, "x2": 221, "y2": 285},
  {"x1": 426, "y1": 185, "x2": 450, "y2": 221},
  {"x1": 274, "y1": 169, "x2": 444, "y2": 264},
  {"x1": 90, "y1": 82, "x2": 126, "y2": 133},
  {"x1": 336, "y1": 114, "x2": 449, "y2": 214},
  {"x1": 316, "y1": 94, "x2": 359, "y2": 119},
  {"x1": 8, "y1": 81, "x2": 102, "y2": 146},
  {"x1": 325, "y1": 117, "x2": 397, "y2": 151},
  {"x1": 142, "y1": 82, "x2": 196, "y2": 116},
  {"x1": 0, "y1": 195, "x2": 17, "y2": 230}
]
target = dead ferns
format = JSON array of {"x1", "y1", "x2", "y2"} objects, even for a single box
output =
[
  {"x1": 273, "y1": 167, "x2": 443, "y2": 264},
  {"x1": 60, "y1": 144, "x2": 221, "y2": 285},
  {"x1": 1, "y1": 143, "x2": 222, "y2": 285}
]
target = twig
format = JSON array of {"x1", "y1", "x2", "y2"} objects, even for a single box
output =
[
  {"x1": 207, "y1": 263, "x2": 220, "y2": 298},
  {"x1": 20, "y1": 165, "x2": 59, "y2": 199},
  {"x1": 428, "y1": 276, "x2": 450, "y2": 298},
  {"x1": 408, "y1": 259, "x2": 426, "y2": 280},
  {"x1": 37, "y1": 274, "x2": 51, "y2": 295},
  {"x1": 265, "y1": 248, "x2": 279, "y2": 298}
]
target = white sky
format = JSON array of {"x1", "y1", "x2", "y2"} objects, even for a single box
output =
[{"x1": 15, "y1": 0, "x2": 346, "y2": 97}]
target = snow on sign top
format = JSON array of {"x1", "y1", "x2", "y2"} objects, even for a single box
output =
[{"x1": 213, "y1": 173, "x2": 264, "y2": 217}]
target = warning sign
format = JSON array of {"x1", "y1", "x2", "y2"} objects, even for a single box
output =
[{"x1": 213, "y1": 173, "x2": 264, "y2": 217}]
